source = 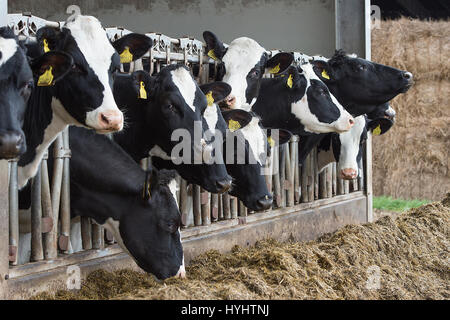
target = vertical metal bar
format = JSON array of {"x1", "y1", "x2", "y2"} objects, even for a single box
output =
[
  {"x1": 327, "y1": 164, "x2": 333, "y2": 198},
  {"x1": 8, "y1": 161, "x2": 19, "y2": 265},
  {"x1": 319, "y1": 169, "x2": 327, "y2": 199},
  {"x1": 211, "y1": 194, "x2": 219, "y2": 222},
  {"x1": 59, "y1": 129, "x2": 71, "y2": 253},
  {"x1": 91, "y1": 222, "x2": 104, "y2": 250},
  {"x1": 30, "y1": 168, "x2": 43, "y2": 262},
  {"x1": 200, "y1": 188, "x2": 210, "y2": 226},
  {"x1": 301, "y1": 151, "x2": 308, "y2": 204},
  {"x1": 180, "y1": 179, "x2": 189, "y2": 227},
  {"x1": 332, "y1": 163, "x2": 337, "y2": 196},
  {"x1": 0, "y1": 158, "x2": 9, "y2": 297},
  {"x1": 80, "y1": 217, "x2": 92, "y2": 250},
  {"x1": 279, "y1": 144, "x2": 286, "y2": 207},
  {"x1": 365, "y1": 133, "x2": 374, "y2": 222},
  {"x1": 51, "y1": 134, "x2": 64, "y2": 254},
  {"x1": 286, "y1": 139, "x2": 295, "y2": 207},
  {"x1": 313, "y1": 148, "x2": 319, "y2": 200},
  {"x1": 294, "y1": 137, "x2": 300, "y2": 204},
  {"x1": 193, "y1": 185, "x2": 201, "y2": 226},
  {"x1": 230, "y1": 196, "x2": 238, "y2": 219},
  {"x1": 41, "y1": 155, "x2": 55, "y2": 260},
  {"x1": 238, "y1": 201, "x2": 247, "y2": 218},
  {"x1": 222, "y1": 193, "x2": 231, "y2": 220},
  {"x1": 272, "y1": 145, "x2": 282, "y2": 208}
]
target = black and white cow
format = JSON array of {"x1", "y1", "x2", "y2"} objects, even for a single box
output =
[
  {"x1": 112, "y1": 67, "x2": 233, "y2": 194},
  {"x1": 310, "y1": 50, "x2": 413, "y2": 117},
  {"x1": 317, "y1": 104, "x2": 395, "y2": 180},
  {"x1": 298, "y1": 51, "x2": 413, "y2": 165},
  {"x1": 203, "y1": 31, "x2": 294, "y2": 111},
  {"x1": 19, "y1": 127, "x2": 185, "y2": 280},
  {"x1": 252, "y1": 64, "x2": 355, "y2": 135},
  {"x1": 17, "y1": 15, "x2": 151, "y2": 189},
  {"x1": 199, "y1": 83, "x2": 292, "y2": 210}
]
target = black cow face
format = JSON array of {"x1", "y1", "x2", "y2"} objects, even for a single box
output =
[
  {"x1": 0, "y1": 28, "x2": 31, "y2": 159},
  {"x1": 0, "y1": 28, "x2": 72, "y2": 159},
  {"x1": 117, "y1": 169, "x2": 184, "y2": 280},
  {"x1": 113, "y1": 68, "x2": 232, "y2": 194},
  {"x1": 311, "y1": 50, "x2": 413, "y2": 116},
  {"x1": 33, "y1": 15, "x2": 151, "y2": 133},
  {"x1": 203, "y1": 31, "x2": 293, "y2": 110},
  {"x1": 221, "y1": 110, "x2": 292, "y2": 211}
]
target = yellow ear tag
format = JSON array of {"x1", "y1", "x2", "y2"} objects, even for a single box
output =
[
  {"x1": 321, "y1": 69, "x2": 330, "y2": 80},
  {"x1": 287, "y1": 74, "x2": 293, "y2": 89},
  {"x1": 37, "y1": 66, "x2": 54, "y2": 87},
  {"x1": 207, "y1": 49, "x2": 218, "y2": 61},
  {"x1": 206, "y1": 91, "x2": 214, "y2": 107},
  {"x1": 143, "y1": 181, "x2": 151, "y2": 199},
  {"x1": 268, "y1": 136, "x2": 275, "y2": 148},
  {"x1": 120, "y1": 47, "x2": 133, "y2": 64},
  {"x1": 269, "y1": 63, "x2": 281, "y2": 74},
  {"x1": 373, "y1": 125, "x2": 382, "y2": 136},
  {"x1": 228, "y1": 120, "x2": 241, "y2": 132},
  {"x1": 43, "y1": 39, "x2": 50, "y2": 53},
  {"x1": 138, "y1": 81, "x2": 147, "y2": 100}
]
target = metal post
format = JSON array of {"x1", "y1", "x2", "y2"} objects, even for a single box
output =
[
  {"x1": 8, "y1": 161, "x2": 18, "y2": 265},
  {"x1": 30, "y1": 169, "x2": 43, "y2": 262},
  {"x1": 0, "y1": 159, "x2": 10, "y2": 298},
  {"x1": 0, "y1": 0, "x2": 7, "y2": 27}
]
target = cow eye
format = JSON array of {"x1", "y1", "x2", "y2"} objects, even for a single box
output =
[
  {"x1": 357, "y1": 64, "x2": 367, "y2": 71},
  {"x1": 248, "y1": 70, "x2": 260, "y2": 78},
  {"x1": 167, "y1": 104, "x2": 181, "y2": 115}
]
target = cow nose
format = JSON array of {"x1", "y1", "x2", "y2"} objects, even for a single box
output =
[
  {"x1": 349, "y1": 117, "x2": 355, "y2": 127},
  {"x1": 98, "y1": 110, "x2": 123, "y2": 132},
  {"x1": 402, "y1": 71, "x2": 413, "y2": 81},
  {"x1": 175, "y1": 265, "x2": 186, "y2": 279},
  {"x1": 216, "y1": 179, "x2": 232, "y2": 193},
  {"x1": 341, "y1": 168, "x2": 357, "y2": 180},
  {"x1": 255, "y1": 194, "x2": 273, "y2": 211},
  {"x1": 0, "y1": 132, "x2": 26, "y2": 159}
]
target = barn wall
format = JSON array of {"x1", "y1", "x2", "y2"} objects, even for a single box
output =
[{"x1": 9, "y1": 0, "x2": 336, "y2": 56}]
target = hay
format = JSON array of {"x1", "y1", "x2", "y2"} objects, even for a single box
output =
[
  {"x1": 34, "y1": 194, "x2": 450, "y2": 300},
  {"x1": 371, "y1": 18, "x2": 450, "y2": 201}
]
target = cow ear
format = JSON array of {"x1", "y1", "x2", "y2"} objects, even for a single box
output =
[
  {"x1": 132, "y1": 70, "x2": 155, "y2": 100},
  {"x1": 266, "y1": 129, "x2": 293, "y2": 147},
  {"x1": 221, "y1": 109, "x2": 253, "y2": 132},
  {"x1": 142, "y1": 169, "x2": 158, "y2": 202},
  {"x1": 36, "y1": 27, "x2": 62, "y2": 54},
  {"x1": 282, "y1": 66, "x2": 303, "y2": 90},
  {"x1": 112, "y1": 33, "x2": 152, "y2": 64},
  {"x1": 31, "y1": 51, "x2": 73, "y2": 87},
  {"x1": 265, "y1": 52, "x2": 294, "y2": 75},
  {"x1": 367, "y1": 118, "x2": 394, "y2": 136},
  {"x1": 203, "y1": 31, "x2": 227, "y2": 61},
  {"x1": 310, "y1": 60, "x2": 335, "y2": 83},
  {"x1": 199, "y1": 82, "x2": 232, "y2": 106}
]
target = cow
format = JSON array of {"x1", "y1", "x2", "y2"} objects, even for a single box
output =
[
  {"x1": 252, "y1": 64, "x2": 355, "y2": 135},
  {"x1": 18, "y1": 127, "x2": 185, "y2": 280},
  {"x1": 17, "y1": 15, "x2": 152, "y2": 189},
  {"x1": 310, "y1": 50, "x2": 413, "y2": 117},
  {"x1": 112, "y1": 68, "x2": 233, "y2": 194},
  {"x1": 298, "y1": 51, "x2": 413, "y2": 165},
  {"x1": 198, "y1": 83, "x2": 292, "y2": 210},
  {"x1": 317, "y1": 103, "x2": 395, "y2": 180},
  {"x1": 203, "y1": 31, "x2": 294, "y2": 111}
]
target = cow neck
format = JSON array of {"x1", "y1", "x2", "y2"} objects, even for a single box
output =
[{"x1": 18, "y1": 87, "x2": 74, "y2": 189}]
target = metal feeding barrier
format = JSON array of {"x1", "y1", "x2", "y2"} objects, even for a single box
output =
[{"x1": 2, "y1": 14, "x2": 367, "y2": 288}]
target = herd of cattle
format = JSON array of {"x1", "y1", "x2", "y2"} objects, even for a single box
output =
[{"x1": 0, "y1": 15, "x2": 413, "y2": 280}]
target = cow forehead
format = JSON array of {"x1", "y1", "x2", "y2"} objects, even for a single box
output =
[
  {"x1": 301, "y1": 63, "x2": 322, "y2": 83},
  {"x1": 65, "y1": 15, "x2": 116, "y2": 78},
  {"x1": 0, "y1": 36, "x2": 18, "y2": 68},
  {"x1": 222, "y1": 37, "x2": 266, "y2": 73},
  {"x1": 170, "y1": 67, "x2": 197, "y2": 113}
]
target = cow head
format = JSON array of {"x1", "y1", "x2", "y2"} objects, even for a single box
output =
[
  {"x1": 117, "y1": 169, "x2": 184, "y2": 280},
  {"x1": 264, "y1": 64, "x2": 355, "y2": 134},
  {"x1": 33, "y1": 15, "x2": 151, "y2": 133},
  {"x1": 222, "y1": 110, "x2": 292, "y2": 211},
  {"x1": 311, "y1": 50, "x2": 413, "y2": 116},
  {"x1": 114, "y1": 68, "x2": 232, "y2": 194},
  {"x1": 327, "y1": 110, "x2": 394, "y2": 180},
  {"x1": 0, "y1": 28, "x2": 73, "y2": 159},
  {"x1": 203, "y1": 31, "x2": 293, "y2": 110}
]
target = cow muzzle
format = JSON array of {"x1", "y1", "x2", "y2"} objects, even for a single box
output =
[
  {"x1": 97, "y1": 110, "x2": 124, "y2": 133},
  {"x1": 341, "y1": 168, "x2": 358, "y2": 180},
  {"x1": 0, "y1": 131, "x2": 26, "y2": 160},
  {"x1": 335, "y1": 115, "x2": 355, "y2": 133}
]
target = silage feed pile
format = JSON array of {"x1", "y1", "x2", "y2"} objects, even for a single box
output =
[
  {"x1": 371, "y1": 18, "x2": 450, "y2": 201},
  {"x1": 35, "y1": 194, "x2": 450, "y2": 300}
]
